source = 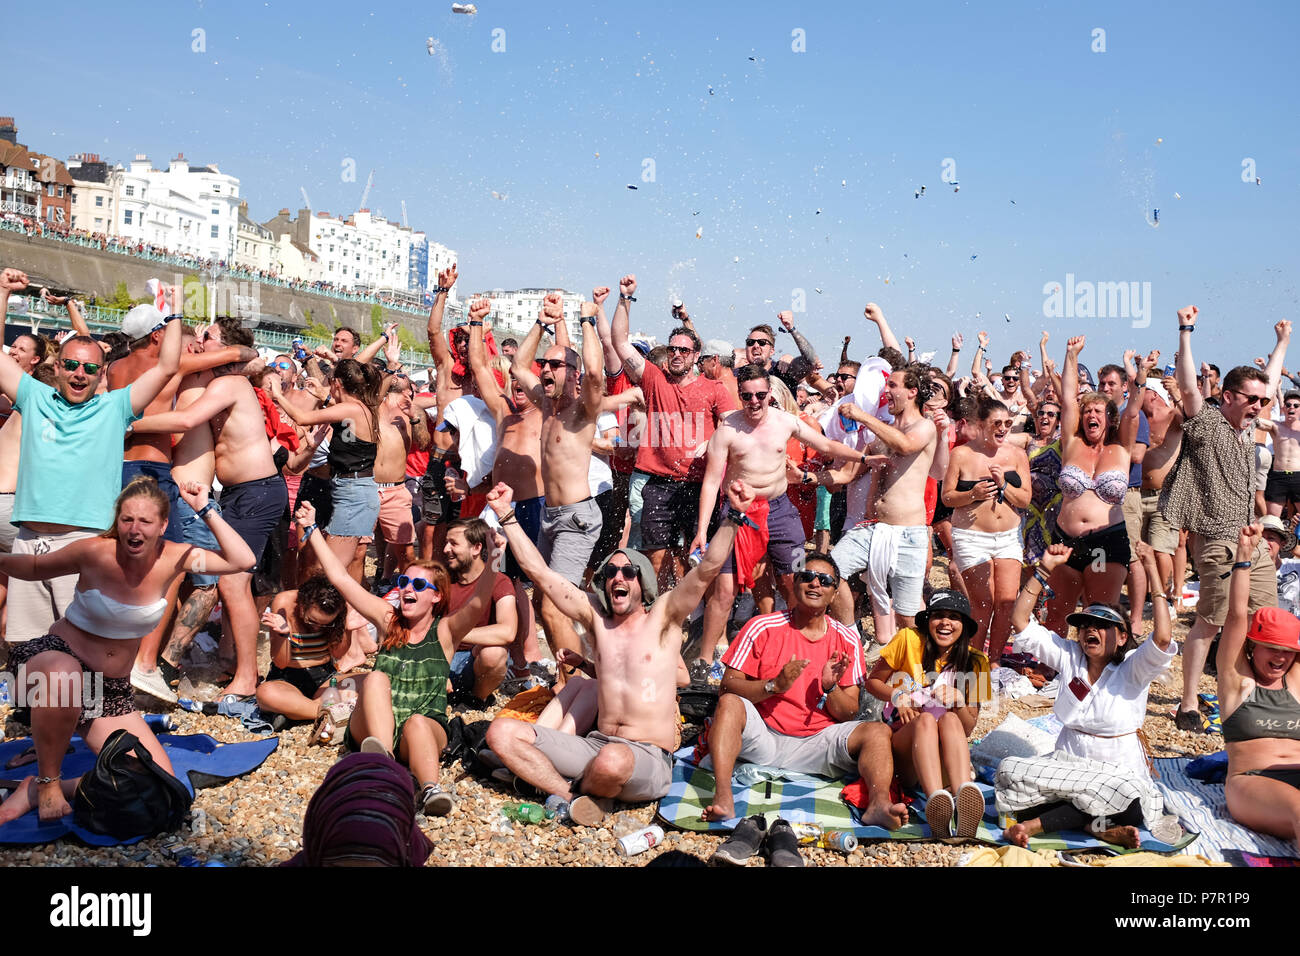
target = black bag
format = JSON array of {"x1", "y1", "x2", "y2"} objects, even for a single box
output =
[{"x1": 73, "y1": 729, "x2": 192, "y2": 839}]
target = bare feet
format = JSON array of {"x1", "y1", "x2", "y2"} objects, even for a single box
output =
[
  {"x1": 702, "y1": 798, "x2": 736, "y2": 822},
  {"x1": 0, "y1": 778, "x2": 36, "y2": 825},
  {"x1": 1090, "y1": 822, "x2": 1141, "y2": 848},
  {"x1": 37, "y1": 779, "x2": 72, "y2": 821},
  {"x1": 861, "y1": 799, "x2": 909, "y2": 830},
  {"x1": 1006, "y1": 819, "x2": 1042, "y2": 848}
]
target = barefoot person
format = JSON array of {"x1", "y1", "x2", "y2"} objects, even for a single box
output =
[
  {"x1": 0, "y1": 478, "x2": 255, "y2": 823},
  {"x1": 700, "y1": 552, "x2": 905, "y2": 832},
  {"x1": 256, "y1": 575, "x2": 358, "y2": 726},
  {"x1": 1217, "y1": 524, "x2": 1300, "y2": 850},
  {"x1": 995, "y1": 542, "x2": 1181, "y2": 848},
  {"x1": 483, "y1": 479, "x2": 754, "y2": 826},
  {"x1": 292, "y1": 500, "x2": 500, "y2": 817}
]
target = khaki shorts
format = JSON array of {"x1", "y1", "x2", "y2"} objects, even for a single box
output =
[
  {"x1": 1192, "y1": 534, "x2": 1276, "y2": 627},
  {"x1": 1121, "y1": 487, "x2": 1143, "y2": 561},
  {"x1": 712, "y1": 696, "x2": 861, "y2": 778},
  {"x1": 1140, "y1": 488, "x2": 1179, "y2": 555},
  {"x1": 377, "y1": 483, "x2": 415, "y2": 545},
  {"x1": 529, "y1": 725, "x2": 674, "y2": 802},
  {"x1": 6, "y1": 527, "x2": 98, "y2": 643}
]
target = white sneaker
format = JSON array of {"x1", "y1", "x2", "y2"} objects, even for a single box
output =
[{"x1": 130, "y1": 663, "x2": 178, "y2": 704}]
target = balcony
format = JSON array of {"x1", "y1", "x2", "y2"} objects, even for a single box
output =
[{"x1": 0, "y1": 199, "x2": 37, "y2": 216}]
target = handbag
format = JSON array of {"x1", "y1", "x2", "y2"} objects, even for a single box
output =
[{"x1": 73, "y1": 729, "x2": 193, "y2": 839}]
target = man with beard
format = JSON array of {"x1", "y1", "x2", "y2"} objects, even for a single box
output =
[
  {"x1": 483, "y1": 478, "x2": 755, "y2": 825},
  {"x1": 610, "y1": 275, "x2": 736, "y2": 587},
  {"x1": 697, "y1": 552, "x2": 904, "y2": 835},
  {"x1": 689, "y1": 364, "x2": 872, "y2": 679},
  {"x1": 442, "y1": 517, "x2": 518, "y2": 704},
  {"x1": 818, "y1": 365, "x2": 939, "y2": 643},
  {"x1": 509, "y1": 290, "x2": 605, "y2": 666},
  {"x1": 129, "y1": 317, "x2": 287, "y2": 699},
  {"x1": 0, "y1": 267, "x2": 180, "y2": 645},
  {"x1": 742, "y1": 312, "x2": 818, "y2": 393}
]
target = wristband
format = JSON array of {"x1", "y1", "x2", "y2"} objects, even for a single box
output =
[
  {"x1": 196, "y1": 502, "x2": 216, "y2": 520},
  {"x1": 580, "y1": 315, "x2": 596, "y2": 326},
  {"x1": 951, "y1": 347, "x2": 961, "y2": 352},
  {"x1": 469, "y1": 319, "x2": 483, "y2": 327},
  {"x1": 619, "y1": 294, "x2": 636, "y2": 303},
  {"x1": 301, "y1": 523, "x2": 317, "y2": 543},
  {"x1": 1233, "y1": 560, "x2": 1253, "y2": 571},
  {"x1": 726, "y1": 510, "x2": 758, "y2": 530},
  {"x1": 380, "y1": 333, "x2": 389, "y2": 342},
  {"x1": 431, "y1": 285, "x2": 450, "y2": 296},
  {"x1": 1179, "y1": 324, "x2": 1195, "y2": 332},
  {"x1": 499, "y1": 510, "x2": 519, "y2": 527}
]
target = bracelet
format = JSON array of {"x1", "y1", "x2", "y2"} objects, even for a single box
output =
[
  {"x1": 36, "y1": 775, "x2": 59, "y2": 785},
  {"x1": 951, "y1": 347, "x2": 961, "y2": 352},
  {"x1": 499, "y1": 510, "x2": 519, "y2": 527},
  {"x1": 301, "y1": 523, "x2": 317, "y2": 543},
  {"x1": 1152, "y1": 591, "x2": 1168, "y2": 602},
  {"x1": 431, "y1": 285, "x2": 450, "y2": 296},
  {"x1": 619, "y1": 294, "x2": 636, "y2": 302},
  {"x1": 379, "y1": 333, "x2": 389, "y2": 342},
  {"x1": 1233, "y1": 560, "x2": 1253, "y2": 571},
  {"x1": 196, "y1": 502, "x2": 216, "y2": 520},
  {"x1": 726, "y1": 510, "x2": 757, "y2": 529},
  {"x1": 1179, "y1": 324, "x2": 1195, "y2": 332},
  {"x1": 469, "y1": 319, "x2": 483, "y2": 327},
  {"x1": 580, "y1": 315, "x2": 596, "y2": 326}
]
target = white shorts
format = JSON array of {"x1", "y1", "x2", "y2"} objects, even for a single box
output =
[
  {"x1": 5, "y1": 526, "x2": 98, "y2": 643},
  {"x1": 950, "y1": 526, "x2": 1024, "y2": 572}
]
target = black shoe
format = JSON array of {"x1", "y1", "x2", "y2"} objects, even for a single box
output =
[
  {"x1": 765, "y1": 818, "x2": 804, "y2": 868},
  {"x1": 711, "y1": 814, "x2": 767, "y2": 865}
]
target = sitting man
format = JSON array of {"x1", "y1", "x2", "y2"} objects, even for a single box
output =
[
  {"x1": 698, "y1": 552, "x2": 905, "y2": 832},
  {"x1": 484, "y1": 478, "x2": 754, "y2": 826}
]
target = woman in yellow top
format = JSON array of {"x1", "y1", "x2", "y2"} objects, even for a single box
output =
[{"x1": 865, "y1": 589, "x2": 991, "y2": 839}]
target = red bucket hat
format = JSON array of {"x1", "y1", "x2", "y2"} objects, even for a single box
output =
[{"x1": 1247, "y1": 607, "x2": 1300, "y2": 652}]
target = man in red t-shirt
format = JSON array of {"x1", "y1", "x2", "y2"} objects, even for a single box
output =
[
  {"x1": 443, "y1": 517, "x2": 518, "y2": 704},
  {"x1": 698, "y1": 552, "x2": 905, "y2": 829},
  {"x1": 610, "y1": 274, "x2": 736, "y2": 586}
]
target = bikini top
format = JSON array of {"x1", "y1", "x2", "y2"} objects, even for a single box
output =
[
  {"x1": 289, "y1": 630, "x2": 331, "y2": 663},
  {"x1": 64, "y1": 588, "x2": 168, "y2": 641},
  {"x1": 1222, "y1": 677, "x2": 1300, "y2": 744},
  {"x1": 1057, "y1": 464, "x2": 1127, "y2": 505},
  {"x1": 956, "y1": 472, "x2": 1023, "y2": 493}
]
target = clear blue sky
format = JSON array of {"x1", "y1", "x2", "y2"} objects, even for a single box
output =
[{"x1": 10, "y1": 0, "x2": 1300, "y2": 372}]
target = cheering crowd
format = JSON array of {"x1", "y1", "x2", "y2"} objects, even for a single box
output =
[{"x1": 2, "y1": 258, "x2": 1300, "y2": 866}]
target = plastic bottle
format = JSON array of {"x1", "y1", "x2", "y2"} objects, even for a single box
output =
[
  {"x1": 317, "y1": 678, "x2": 341, "y2": 743},
  {"x1": 500, "y1": 802, "x2": 556, "y2": 826}
]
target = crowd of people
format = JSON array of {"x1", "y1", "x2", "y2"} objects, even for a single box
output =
[{"x1": 1, "y1": 257, "x2": 1299, "y2": 866}]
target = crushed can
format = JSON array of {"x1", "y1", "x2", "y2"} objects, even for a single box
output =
[{"x1": 615, "y1": 824, "x2": 664, "y2": 857}]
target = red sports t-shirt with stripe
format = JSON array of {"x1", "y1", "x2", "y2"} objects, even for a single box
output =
[{"x1": 721, "y1": 611, "x2": 865, "y2": 737}]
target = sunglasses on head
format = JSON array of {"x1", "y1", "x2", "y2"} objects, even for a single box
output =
[
  {"x1": 539, "y1": 358, "x2": 575, "y2": 371},
  {"x1": 665, "y1": 345, "x2": 696, "y2": 356},
  {"x1": 602, "y1": 564, "x2": 638, "y2": 582},
  {"x1": 794, "y1": 569, "x2": 837, "y2": 587},
  {"x1": 746, "y1": 338, "x2": 772, "y2": 348},
  {"x1": 396, "y1": 574, "x2": 437, "y2": 592},
  {"x1": 61, "y1": 358, "x2": 102, "y2": 375},
  {"x1": 740, "y1": 390, "x2": 770, "y2": 403}
]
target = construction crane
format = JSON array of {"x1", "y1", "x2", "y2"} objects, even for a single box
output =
[
  {"x1": 400, "y1": 200, "x2": 409, "y2": 228},
  {"x1": 358, "y1": 170, "x2": 375, "y2": 211}
]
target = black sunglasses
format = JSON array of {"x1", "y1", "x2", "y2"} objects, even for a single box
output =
[
  {"x1": 832, "y1": 372, "x2": 857, "y2": 381},
  {"x1": 740, "y1": 390, "x2": 770, "y2": 404},
  {"x1": 539, "y1": 358, "x2": 575, "y2": 371},
  {"x1": 794, "y1": 569, "x2": 837, "y2": 587},
  {"x1": 745, "y1": 338, "x2": 772, "y2": 348},
  {"x1": 1227, "y1": 389, "x2": 1266, "y2": 407},
  {"x1": 665, "y1": 345, "x2": 696, "y2": 355},
  {"x1": 396, "y1": 574, "x2": 438, "y2": 592},
  {"x1": 602, "y1": 564, "x2": 638, "y2": 582},
  {"x1": 61, "y1": 358, "x2": 102, "y2": 374}
]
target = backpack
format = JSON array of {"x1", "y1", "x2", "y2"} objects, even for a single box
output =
[{"x1": 73, "y1": 729, "x2": 193, "y2": 839}]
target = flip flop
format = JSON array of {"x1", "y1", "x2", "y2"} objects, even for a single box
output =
[{"x1": 5, "y1": 743, "x2": 74, "y2": 771}]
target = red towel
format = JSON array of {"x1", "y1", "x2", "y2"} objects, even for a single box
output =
[
  {"x1": 253, "y1": 387, "x2": 300, "y2": 451},
  {"x1": 731, "y1": 497, "x2": 771, "y2": 591}
]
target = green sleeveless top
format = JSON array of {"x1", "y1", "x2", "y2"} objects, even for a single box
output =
[{"x1": 373, "y1": 617, "x2": 450, "y2": 732}]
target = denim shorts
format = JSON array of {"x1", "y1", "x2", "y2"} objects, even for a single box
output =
[
  {"x1": 327, "y1": 475, "x2": 380, "y2": 537},
  {"x1": 173, "y1": 495, "x2": 222, "y2": 587},
  {"x1": 831, "y1": 522, "x2": 928, "y2": 617}
]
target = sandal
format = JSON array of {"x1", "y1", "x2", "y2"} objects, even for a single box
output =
[{"x1": 5, "y1": 744, "x2": 74, "y2": 771}]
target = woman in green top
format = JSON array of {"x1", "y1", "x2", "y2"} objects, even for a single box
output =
[{"x1": 295, "y1": 500, "x2": 501, "y2": 817}]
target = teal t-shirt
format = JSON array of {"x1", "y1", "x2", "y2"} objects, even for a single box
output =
[{"x1": 13, "y1": 375, "x2": 139, "y2": 531}]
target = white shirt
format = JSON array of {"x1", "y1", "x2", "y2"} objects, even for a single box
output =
[
  {"x1": 587, "y1": 411, "x2": 618, "y2": 498},
  {"x1": 1013, "y1": 619, "x2": 1176, "y2": 776}
]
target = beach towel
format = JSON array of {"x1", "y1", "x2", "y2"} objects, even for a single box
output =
[
  {"x1": 1153, "y1": 756, "x2": 1299, "y2": 863},
  {"x1": 0, "y1": 725, "x2": 278, "y2": 846},
  {"x1": 441, "y1": 395, "x2": 499, "y2": 488}
]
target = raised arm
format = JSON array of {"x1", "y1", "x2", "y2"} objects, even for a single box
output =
[
  {"x1": 510, "y1": 299, "x2": 551, "y2": 407},
  {"x1": 466, "y1": 298, "x2": 509, "y2": 421},
  {"x1": 42, "y1": 287, "x2": 90, "y2": 337},
  {"x1": 778, "y1": 311, "x2": 818, "y2": 367},
  {"x1": 174, "y1": 481, "x2": 257, "y2": 574},
  {"x1": 0, "y1": 268, "x2": 27, "y2": 401},
  {"x1": 691, "y1": 424, "x2": 732, "y2": 557},
  {"x1": 1175, "y1": 305, "x2": 1203, "y2": 419},
  {"x1": 664, "y1": 480, "x2": 751, "y2": 626},
  {"x1": 840, "y1": 335, "x2": 853, "y2": 368},
  {"x1": 863, "y1": 302, "x2": 901, "y2": 352},
  {"x1": 945, "y1": 332, "x2": 963, "y2": 378},
  {"x1": 127, "y1": 316, "x2": 182, "y2": 414},
  {"x1": 485, "y1": 483, "x2": 595, "y2": 631},
  {"x1": 1217, "y1": 524, "x2": 1262, "y2": 680},
  {"x1": 1136, "y1": 543, "x2": 1173, "y2": 652},
  {"x1": 610, "y1": 274, "x2": 644, "y2": 383},
  {"x1": 1264, "y1": 320, "x2": 1292, "y2": 397},
  {"x1": 1118, "y1": 349, "x2": 1144, "y2": 452},
  {"x1": 971, "y1": 330, "x2": 989, "y2": 380},
  {"x1": 266, "y1": 376, "x2": 359, "y2": 427},
  {"x1": 293, "y1": 500, "x2": 398, "y2": 631},
  {"x1": 356, "y1": 322, "x2": 396, "y2": 367},
  {"x1": 1013, "y1": 544, "x2": 1071, "y2": 633},
  {"x1": 426, "y1": 264, "x2": 458, "y2": 369},
  {"x1": 834, "y1": 403, "x2": 936, "y2": 456},
  {"x1": 591, "y1": 286, "x2": 621, "y2": 373},
  {"x1": 579, "y1": 299, "x2": 606, "y2": 420},
  {"x1": 1059, "y1": 335, "x2": 1085, "y2": 449}
]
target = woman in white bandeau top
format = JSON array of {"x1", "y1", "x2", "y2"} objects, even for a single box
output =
[{"x1": 0, "y1": 476, "x2": 255, "y2": 824}]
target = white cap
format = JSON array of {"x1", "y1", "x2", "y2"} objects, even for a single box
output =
[
  {"x1": 1145, "y1": 379, "x2": 1173, "y2": 407},
  {"x1": 122, "y1": 304, "x2": 167, "y2": 340}
]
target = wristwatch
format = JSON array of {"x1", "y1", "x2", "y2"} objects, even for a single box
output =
[{"x1": 763, "y1": 679, "x2": 777, "y2": 696}]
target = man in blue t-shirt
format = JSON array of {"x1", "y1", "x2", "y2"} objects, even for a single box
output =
[
  {"x1": 0, "y1": 267, "x2": 181, "y2": 644},
  {"x1": 1098, "y1": 361, "x2": 1151, "y2": 633}
]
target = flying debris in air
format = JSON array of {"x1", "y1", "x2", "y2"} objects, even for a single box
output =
[
  {"x1": 748, "y1": 56, "x2": 756, "y2": 61},
  {"x1": 692, "y1": 210, "x2": 700, "y2": 216},
  {"x1": 970, "y1": 254, "x2": 978, "y2": 260},
  {"x1": 451, "y1": 3, "x2": 477, "y2": 13},
  {"x1": 1010, "y1": 199, "x2": 1016, "y2": 205},
  {"x1": 1256, "y1": 177, "x2": 1262, "y2": 186},
  {"x1": 1174, "y1": 192, "x2": 1181, "y2": 200},
  {"x1": 815, "y1": 208, "x2": 821, "y2": 215},
  {"x1": 426, "y1": 37, "x2": 436, "y2": 55},
  {"x1": 708, "y1": 86, "x2": 714, "y2": 95},
  {"x1": 1153, "y1": 208, "x2": 1159, "y2": 224},
  {"x1": 914, "y1": 185, "x2": 926, "y2": 199},
  {"x1": 841, "y1": 179, "x2": 847, "y2": 187},
  {"x1": 695, "y1": 227, "x2": 702, "y2": 239},
  {"x1": 1004, "y1": 313, "x2": 1012, "y2": 323},
  {"x1": 626, "y1": 184, "x2": 638, "y2": 190},
  {"x1": 814, "y1": 288, "x2": 823, "y2": 294},
  {"x1": 490, "y1": 190, "x2": 507, "y2": 201}
]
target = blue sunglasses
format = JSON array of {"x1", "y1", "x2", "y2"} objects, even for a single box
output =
[{"x1": 397, "y1": 575, "x2": 437, "y2": 593}]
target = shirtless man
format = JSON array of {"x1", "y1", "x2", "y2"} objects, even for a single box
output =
[
  {"x1": 510, "y1": 291, "x2": 605, "y2": 665},
  {"x1": 483, "y1": 478, "x2": 754, "y2": 824},
  {"x1": 820, "y1": 365, "x2": 939, "y2": 642},
  {"x1": 130, "y1": 317, "x2": 288, "y2": 698},
  {"x1": 691, "y1": 364, "x2": 870, "y2": 670},
  {"x1": 1139, "y1": 372, "x2": 1185, "y2": 601},
  {"x1": 419, "y1": 265, "x2": 467, "y2": 561},
  {"x1": 1261, "y1": 392, "x2": 1300, "y2": 518},
  {"x1": 375, "y1": 377, "x2": 429, "y2": 579}
]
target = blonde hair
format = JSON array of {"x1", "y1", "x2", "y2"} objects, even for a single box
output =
[
  {"x1": 101, "y1": 476, "x2": 170, "y2": 539},
  {"x1": 768, "y1": 377, "x2": 799, "y2": 415}
]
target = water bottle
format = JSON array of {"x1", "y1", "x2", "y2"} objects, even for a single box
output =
[
  {"x1": 317, "y1": 678, "x2": 341, "y2": 743},
  {"x1": 500, "y1": 802, "x2": 557, "y2": 826}
]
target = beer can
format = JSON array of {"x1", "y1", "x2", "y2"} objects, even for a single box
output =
[
  {"x1": 615, "y1": 825, "x2": 664, "y2": 856},
  {"x1": 821, "y1": 830, "x2": 858, "y2": 854}
]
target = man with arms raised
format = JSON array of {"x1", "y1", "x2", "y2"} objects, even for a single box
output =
[
  {"x1": 1260, "y1": 391, "x2": 1300, "y2": 518},
  {"x1": 819, "y1": 364, "x2": 939, "y2": 642},
  {"x1": 0, "y1": 267, "x2": 180, "y2": 645},
  {"x1": 691, "y1": 364, "x2": 873, "y2": 676},
  {"x1": 509, "y1": 291, "x2": 605, "y2": 666},
  {"x1": 130, "y1": 317, "x2": 288, "y2": 699},
  {"x1": 484, "y1": 478, "x2": 755, "y2": 825}
]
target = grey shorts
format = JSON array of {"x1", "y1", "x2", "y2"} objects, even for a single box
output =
[
  {"x1": 0, "y1": 491, "x2": 16, "y2": 553},
  {"x1": 530, "y1": 725, "x2": 673, "y2": 802},
  {"x1": 538, "y1": 497, "x2": 602, "y2": 586},
  {"x1": 721, "y1": 696, "x2": 861, "y2": 777}
]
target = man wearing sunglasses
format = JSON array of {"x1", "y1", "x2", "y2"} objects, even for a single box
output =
[
  {"x1": 745, "y1": 312, "x2": 819, "y2": 393},
  {"x1": 698, "y1": 338, "x2": 740, "y2": 408},
  {"x1": 510, "y1": 291, "x2": 606, "y2": 668},
  {"x1": 0, "y1": 268, "x2": 183, "y2": 646},
  {"x1": 484, "y1": 478, "x2": 754, "y2": 824},
  {"x1": 610, "y1": 274, "x2": 736, "y2": 588},
  {"x1": 699, "y1": 552, "x2": 904, "y2": 832},
  {"x1": 692, "y1": 365, "x2": 877, "y2": 677},
  {"x1": 1159, "y1": 306, "x2": 1288, "y2": 731}
]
